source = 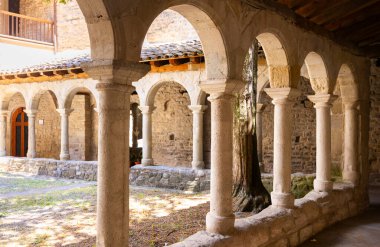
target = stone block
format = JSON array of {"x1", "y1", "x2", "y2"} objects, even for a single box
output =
[{"x1": 299, "y1": 225, "x2": 313, "y2": 243}]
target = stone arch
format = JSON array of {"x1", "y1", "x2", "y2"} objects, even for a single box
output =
[
  {"x1": 255, "y1": 33, "x2": 293, "y2": 88},
  {"x1": 303, "y1": 52, "x2": 330, "y2": 94},
  {"x1": 0, "y1": 89, "x2": 27, "y2": 111},
  {"x1": 29, "y1": 90, "x2": 58, "y2": 111},
  {"x1": 63, "y1": 86, "x2": 98, "y2": 109},
  {"x1": 334, "y1": 64, "x2": 359, "y2": 101},
  {"x1": 146, "y1": 80, "x2": 192, "y2": 106},
  {"x1": 257, "y1": 80, "x2": 270, "y2": 103},
  {"x1": 75, "y1": 0, "x2": 115, "y2": 61}
]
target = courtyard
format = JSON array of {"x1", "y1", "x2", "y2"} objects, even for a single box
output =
[{"x1": 0, "y1": 172, "x2": 210, "y2": 247}]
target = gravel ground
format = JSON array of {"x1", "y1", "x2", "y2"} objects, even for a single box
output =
[{"x1": 0, "y1": 172, "x2": 210, "y2": 247}]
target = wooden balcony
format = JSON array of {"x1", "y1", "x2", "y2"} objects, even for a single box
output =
[{"x1": 0, "y1": 10, "x2": 54, "y2": 47}]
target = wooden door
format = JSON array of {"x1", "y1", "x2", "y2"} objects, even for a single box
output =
[{"x1": 11, "y1": 107, "x2": 28, "y2": 157}]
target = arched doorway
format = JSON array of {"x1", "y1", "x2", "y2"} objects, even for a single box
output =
[{"x1": 11, "y1": 107, "x2": 28, "y2": 157}]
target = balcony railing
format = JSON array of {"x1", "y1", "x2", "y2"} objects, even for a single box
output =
[{"x1": 0, "y1": 10, "x2": 54, "y2": 45}]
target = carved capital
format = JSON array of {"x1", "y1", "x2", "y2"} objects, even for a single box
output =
[
  {"x1": 208, "y1": 93, "x2": 235, "y2": 103},
  {"x1": 200, "y1": 79, "x2": 244, "y2": 95},
  {"x1": 139, "y1": 105, "x2": 156, "y2": 115},
  {"x1": 264, "y1": 88, "x2": 300, "y2": 105},
  {"x1": 188, "y1": 105, "x2": 208, "y2": 114},
  {"x1": 307, "y1": 94, "x2": 338, "y2": 108},
  {"x1": 56, "y1": 108, "x2": 74, "y2": 117},
  {"x1": 23, "y1": 109, "x2": 37, "y2": 118}
]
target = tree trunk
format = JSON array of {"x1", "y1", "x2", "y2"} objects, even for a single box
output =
[{"x1": 232, "y1": 40, "x2": 271, "y2": 213}]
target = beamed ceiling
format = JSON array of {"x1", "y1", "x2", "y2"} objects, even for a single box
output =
[{"x1": 244, "y1": 0, "x2": 380, "y2": 58}]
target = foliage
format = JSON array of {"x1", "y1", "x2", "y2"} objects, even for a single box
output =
[{"x1": 43, "y1": 0, "x2": 71, "y2": 4}]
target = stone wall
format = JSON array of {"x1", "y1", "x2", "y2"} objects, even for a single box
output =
[
  {"x1": 0, "y1": 157, "x2": 211, "y2": 192},
  {"x1": 369, "y1": 59, "x2": 380, "y2": 185},
  {"x1": 261, "y1": 77, "x2": 317, "y2": 173},
  {"x1": 173, "y1": 184, "x2": 367, "y2": 247},
  {"x1": 35, "y1": 92, "x2": 61, "y2": 159},
  {"x1": 130, "y1": 165, "x2": 210, "y2": 193},
  {"x1": 152, "y1": 82, "x2": 193, "y2": 167},
  {"x1": 6, "y1": 93, "x2": 25, "y2": 155}
]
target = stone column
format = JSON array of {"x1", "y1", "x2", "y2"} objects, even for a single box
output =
[
  {"x1": 189, "y1": 105, "x2": 207, "y2": 169},
  {"x1": 256, "y1": 103, "x2": 266, "y2": 171},
  {"x1": 308, "y1": 94, "x2": 336, "y2": 192},
  {"x1": 343, "y1": 100, "x2": 360, "y2": 185},
  {"x1": 206, "y1": 93, "x2": 235, "y2": 235},
  {"x1": 24, "y1": 109, "x2": 37, "y2": 158},
  {"x1": 57, "y1": 108, "x2": 74, "y2": 160},
  {"x1": 139, "y1": 106, "x2": 155, "y2": 166},
  {"x1": 96, "y1": 82, "x2": 134, "y2": 247},
  {"x1": 264, "y1": 88, "x2": 299, "y2": 208},
  {"x1": 0, "y1": 111, "x2": 8, "y2": 156}
]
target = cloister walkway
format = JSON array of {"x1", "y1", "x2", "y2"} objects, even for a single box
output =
[{"x1": 301, "y1": 186, "x2": 380, "y2": 247}]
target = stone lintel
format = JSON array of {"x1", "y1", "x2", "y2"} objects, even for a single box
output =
[{"x1": 200, "y1": 79, "x2": 244, "y2": 95}]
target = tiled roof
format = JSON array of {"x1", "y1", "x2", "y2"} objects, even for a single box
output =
[{"x1": 0, "y1": 40, "x2": 204, "y2": 76}]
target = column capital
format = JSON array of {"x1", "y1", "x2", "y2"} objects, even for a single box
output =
[
  {"x1": 188, "y1": 105, "x2": 208, "y2": 114},
  {"x1": 23, "y1": 109, "x2": 37, "y2": 118},
  {"x1": 208, "y1": 93, "x2": 235, "y2": 103},
  {"x1": 307, "y1": 94, "x2": 338, "y2": 108},
  {"x1": 342, "y1": 98, "x2": 360, "y2": 110},
  {"x1": 0, "y1": 110, "x2": 9, "y2": 117},
  {"x1": 96, "y1": 82, "x2": 135, "y2": 94},
  {"x1": 264, "y1": 88, "x2": 300, "y2": 104},
  {"x1": 83, "y1": 60, "x2": 150, "y2": 83},
  {"x1": 200, "y1": 79, "x2": 244, "y2": 95},
  {"x1": 56, "y1": 108, "x2": 74, "y2": 116},
  {"x1": 256, "y1": 103, "x2": 266, "y2": 113},
  {"x1": 139, "y1": 105, "x2": 156, "y2": 114}
]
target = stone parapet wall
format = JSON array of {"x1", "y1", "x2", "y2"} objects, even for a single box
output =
[
  {"x1": 130, "y1": 165, "x2": 210, "y2": 193},
  {"x1": 172, "y1": 184, "x2": 367, "y2": 247},
  {"x1": 0, "y1": 157, "x2": 211, "y2": 192},
  {"x1": 0, "y1": 157, "x2": 97, "y2": 181}
]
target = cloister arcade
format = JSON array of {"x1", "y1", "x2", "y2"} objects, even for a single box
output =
[{"x1": 0, "y1": 0, "x2": 373, "y2": 246}]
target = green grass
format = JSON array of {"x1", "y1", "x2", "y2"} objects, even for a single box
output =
[
  {"x1": 262, "y1": 176, "x2": 315, "y2": 199},
  {"x1": 0, "y1": 172, "x2": 72, "y2": 194},
  {"x1": 0, "y1": 185, "x2": 97, "y2": 216}
]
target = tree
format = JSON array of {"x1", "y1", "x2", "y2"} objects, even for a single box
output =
[{"x1": 232, "y1": 40, "x2": 271, "y2": 213}]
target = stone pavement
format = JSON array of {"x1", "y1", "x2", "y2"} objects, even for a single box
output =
[{"x1": 301, "y1": 186, "x2": 380, "y2": 247}]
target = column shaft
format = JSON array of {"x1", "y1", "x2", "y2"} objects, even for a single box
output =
[
  {"x1": 25, "y1": 110, "x2": 37, "y2": 158},
  {"x1": 139, "y1": 106, "x2": 154, "y2": 166},
  {"x1": 57, "y1": 109, "x2": 73, "y2": 160},
  {"x1": 343, "y1": 101, "x2": 360, "y2": 185},
  {"x1": 96, "y1": 83, "x2": 132, "y2": 247},
  {"x1": 0, "y1": 111, "x2": 7, "y2": 156},
  {"x1": 206, "y1": 93, "x2": 235, "y2": 235},
  {"x1": 308, "y1": 94, "x2": 336, "y2": 192},
  {"x1": 265, "y1": 88, "x2": 299, "y2": 208},
  {"x1": 189, "y1": 105, "x2": 207, "y2": 169}
]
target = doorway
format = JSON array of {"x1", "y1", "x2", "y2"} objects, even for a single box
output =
[{"x1": 11, "y1": 107, "x2": 28, "y2": 157}]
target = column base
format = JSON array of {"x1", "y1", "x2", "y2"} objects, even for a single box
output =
[
  {"x1": 192, "y1": 161, "x2": 205, "y2": 170},
  {"x1": 343, "y1": 171, "x2": 360, "y2": 186},
  {"x1": 60, "y1": 153, "x2": 70, "y2": 161},
  {"x1": 27, "y1": 152, "x2": 36, "y2": 158},
  {"x1": 314, "y1": 179, "x2": 333, "y2": 192},
  {"x1": 271, "y1": 192, "x2": 294, "y2": 208},
  {"x1": 141, "y1": 159, "x2": 154, "y2": 166},
  {"x1": 206, "y1": 212, "x2": 235, "y2": 235}
]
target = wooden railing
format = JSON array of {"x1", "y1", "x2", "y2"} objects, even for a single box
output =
[{"x1": 0, "y1": 10, "x2": 54, "y2": 45}]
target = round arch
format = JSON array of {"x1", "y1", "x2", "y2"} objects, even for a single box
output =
[
  {"x1": 145, "y1": 80, "x2": 193, "y2": 106},
  {"x1": 303, "y1": 52, "x2": 330, "y2": 94},
  {"x1": 29, "y1": 90, "x2": 58, "y2": 111},
  {"x1": 0, "y1": 89, "x2": 27, "y2": 111},
  {"x1": 63, "y1": 86, "x2": 98, "y2": 109},
  {"x1": 255, "y1": 32, "x2": 291, "y2": 88},
  {"x1": 334, "y1": 64, "x2": 359, "y2": 101}
]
